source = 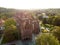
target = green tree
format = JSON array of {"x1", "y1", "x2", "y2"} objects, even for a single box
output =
[
  {"x1": 2, "y1": 18, "x2": 18, "y2": 43},
  {"x1": 52, "y1": 26, "x2": 60, "y2": 42},
  {"x1": 36, "y1": 33, "x2": 60, "y2": 45},
  {"x1": 4, "y1": 18, "x2": 16, "y2": 30},
  {"x1": 52, "y1": 16, "x2": 60, "y2": 26}
]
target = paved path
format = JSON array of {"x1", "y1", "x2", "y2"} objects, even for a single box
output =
[{"x1": 0, "y1": 34, "x2": 4, "y2": 44}]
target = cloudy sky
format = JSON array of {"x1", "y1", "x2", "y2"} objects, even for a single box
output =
[{"x1": 0, "y1": 0, "x2": 60, "y2": 9}]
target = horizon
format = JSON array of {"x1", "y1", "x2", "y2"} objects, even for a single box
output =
[{"x1": 0, "y1": 0, "x2": 60, "y2": 9}]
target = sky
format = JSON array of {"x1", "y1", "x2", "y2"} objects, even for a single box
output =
[{"x1": 0, "y1": 0, "x2": 60, "y2": 9}]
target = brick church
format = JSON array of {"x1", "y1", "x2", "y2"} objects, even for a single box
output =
[{"x1": 14, "y1": 11, "x2": 40, "y2": 40}]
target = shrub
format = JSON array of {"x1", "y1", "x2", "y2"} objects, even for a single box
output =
[{"x1": 36, "y1": 33, "x2": 60, "y2": 45}]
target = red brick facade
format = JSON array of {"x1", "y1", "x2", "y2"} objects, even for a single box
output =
[{"x1": 15, "y1": 11, "x2": 40, "y2": 40}]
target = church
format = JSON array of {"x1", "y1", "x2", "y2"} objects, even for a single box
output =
[{"x1": 15, "y1": 11, "x2": 40, "y2": 40}]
